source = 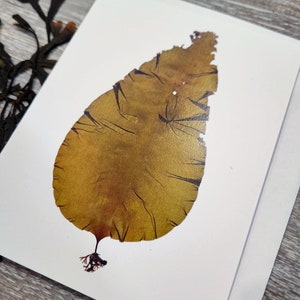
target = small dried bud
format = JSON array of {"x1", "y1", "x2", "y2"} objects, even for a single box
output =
[
  {"x1": 50, "y1": 20, "x2": 63, "y2": 37},
  {"x1": 51, "y1": 21, "x2": 77, "y2": 44}
]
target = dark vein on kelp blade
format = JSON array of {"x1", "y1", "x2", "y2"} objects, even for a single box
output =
[
  {"x1": 145, "y1": 168, "x2": 164, "y2": 188},
  {"x1": 96, "y1": 121, "x2": 120, "y2": 134},
  {"x1": 168, "y1": 219, "x2": 178, "y2": 227},
  {"x1": 77, "y1": 120, "x2": 94, "y2": 127},
  {"x1": 112, "y1": 220, "x2": 129, "y2": 242},
  {"x1": 174, "y1": 113, "x2": 208, "y2": 122},
  {"x1": 185, "y1": 159, "x2": 206, "y2": 166},
  {"x1": 84, "y1": 110, "x2": 100, "y2": 126},
  {"x1": 104, "y1": 119, "x2": 136, "y2": 135},
  {"x1": 133, "y1": 189, "x2": 158, "y2": 239},
  {"x1": 185, "y1": 199, "x2": 196, "y2": 203},
  {"x1": 164, "y1": 98, "x2": 177, "y2": 123},
  {"x1": 84, "y1": 111, "x2": 125, "y2": 134},
  {"x1": 168, "y1": 123, "x2": 200, "y2": 139},
  {"x1": 112, "y1": 221, "x2": 122, "y2": 241},
  {"x1": 182, "y1": 207, "x2": 188, "y2": 216},
  {"x1": 81, "y1": 222, "x2": 91, "y2": 230},
  {"x1": 54, "y1": 163, "x2": 63, "y2": 170},
  {"x1": 199, "y1": 91, "x2": 214, "y2": 100},
  {"x1": 113, "y1": 81, "x2": 126, "y2": 110},
  {"x1": 158, "y1": 113, "x2": 169, "y2": 124},
  {"x1": 168, "y1": 172, "x2": 201, "y2": 187},
  {"x1": 151, "y1": 71, "x2": 164, "y2": 84},
  {"x1": 193, "y1": 69, "x2": 218, "y2": 77},
  {"x1": 52, "y1": 176, "x2": 59, "y2": 182},
  {"x1": 72, "y1": 126, "x2": 95, "y2": 134},
  {"x1": 71, "y1": 127, "x2": 79, "y2": 135},
  {"x1": 62, "y1": 140, "x2": 69, "y2": 147},
  {"x1": 128, "y1": 72, "x2": 134, "y2": 81},
  {"x1": 173, "y1": 121, "x2": 204, "y2": 134},
  {"x1": 158, "y1": 113, "x2": 180, "y2": 136},
  {"x1": 165, "y1": 102, "x2": 170, "y2": 121},
  {"x1": 134, "y1": 68, "x2": 151, "y2": 76},
  {"x1": 158, "y1": 103, "x2": 176, "y2": 125},
  {"x1": 189, "y1": 98, "x2": 210, "y2": 111},
  {"x1": 171, "y1": 123, "x2": 193, "y2": 137},
  {"x1": 122, "y1": 225, "x2": 130, "y2": 242},
  {"x1": 122, "y1": 202, "x2": 129, "y2": 211},
  {"x1": 155, "y1": 53, "x2": 161, "y2": 69}
]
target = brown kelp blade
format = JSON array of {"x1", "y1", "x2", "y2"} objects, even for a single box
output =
[{"x1": 53, "y1": 31, "x2": 217, "y2": 269}]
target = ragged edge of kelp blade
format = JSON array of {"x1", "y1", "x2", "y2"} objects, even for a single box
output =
[{"x1": 53, "y1": 31, "x2": 218, "y2": 271}]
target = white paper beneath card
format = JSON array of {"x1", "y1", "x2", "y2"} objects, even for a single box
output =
[
  {"x1": 0, "y1": 0, "x2": 299, "y2": 299},
  {"x1": 229, "y1": 70, "x2": 300, "y2": 300}
]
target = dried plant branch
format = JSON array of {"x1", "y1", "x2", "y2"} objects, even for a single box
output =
[{"x1": 0, "y1": 0, "x2": 77, "y2": 152}]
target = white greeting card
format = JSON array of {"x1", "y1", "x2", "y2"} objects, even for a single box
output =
[
  {"x1": 230, "y1": 70, "x2": 300, "y2": 300},
  {"x1": 0, "y1": 0, "x2": 299, "y2": 299}
]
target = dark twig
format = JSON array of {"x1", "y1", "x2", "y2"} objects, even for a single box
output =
[{"x1": 0, "y1": 0, "x2": 77, "y2": 152}]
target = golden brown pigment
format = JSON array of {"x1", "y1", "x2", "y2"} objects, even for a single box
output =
[{"x1": 53, "y1": 31, "x2": 218, "y2": 271}]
